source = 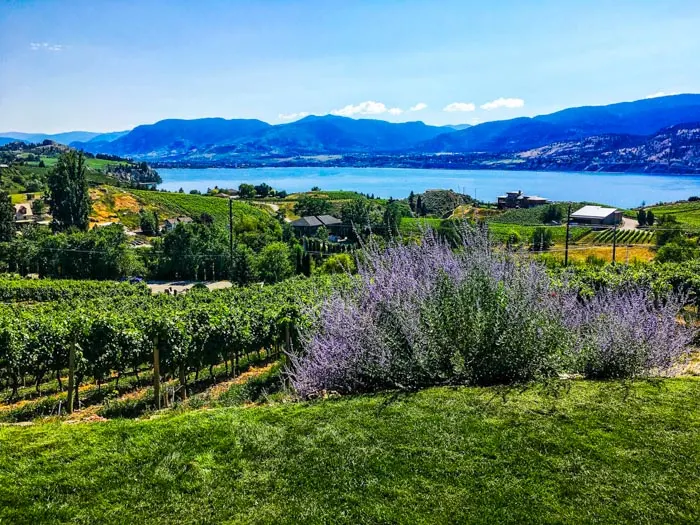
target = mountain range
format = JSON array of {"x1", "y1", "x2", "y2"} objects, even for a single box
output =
[{"x1": 3, "y1": 94, "x2": 700, "y2": 172}]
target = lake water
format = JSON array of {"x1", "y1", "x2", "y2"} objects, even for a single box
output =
[{"x1": 158, "y1": 167, "x2": 700, "y2": 208}]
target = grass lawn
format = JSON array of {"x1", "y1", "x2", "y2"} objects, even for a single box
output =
[{"x1": 1, "y1": 379, "x2": 698, "y2": 524}]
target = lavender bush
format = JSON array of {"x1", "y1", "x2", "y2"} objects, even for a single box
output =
[
  {"x1": 288, "y1": 226, "x2": 696, "y2": 398},
  {"x1": 572, "y1": 288, "x2": 695, "y2": 379}
]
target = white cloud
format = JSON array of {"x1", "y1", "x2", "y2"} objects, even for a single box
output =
[
  {"x1": 30, "y1": 42, "x2": 64, "y2": 52},
  {"x1": 409, "y1": 102, "x2": 428, "y2": 112},
  {"x1": 480, "y1": 97, "x2": 525, "y2": 110},
  {"x1": 645, "y1": 91, "x2": 679, "y2": 99},
  {"x1": 278, "y1": 112, "x2": 309, "y2": 121},
  {"x1": 443, "y1": 102, "x2": 476, "y2": 112},
  {"x1": 331, "y1": 101, "x2": 390, "y2": 116},
  {"x1": 388, "y1": 107, "x2": 403, "y2": 115}
]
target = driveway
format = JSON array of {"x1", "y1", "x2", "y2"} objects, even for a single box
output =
[
  {"x1": 148, "y1": 281, "x2": 233, "y2": 294},
  {"x1": 620, "y1": 217, "x2": 639, "y2": 230}
]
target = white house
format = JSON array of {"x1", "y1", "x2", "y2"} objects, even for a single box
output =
[{"x1": 14, "y1": 204, "x2": 33, "y2": 222}]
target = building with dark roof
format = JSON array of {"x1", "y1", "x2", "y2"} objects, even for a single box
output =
[
  {"x1": 497, "y1": 190, "x2": 549, "y2": 209},
  {"x1": 290, "y1": 215, "x2": 342, "y2": 235}
]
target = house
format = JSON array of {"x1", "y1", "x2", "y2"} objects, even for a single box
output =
[
  {"x1": 290, "y1": 215, "x2": 342, "y2": 236},
  {"x1": 14, "y1": 204, "x2": 33, "y2": 222},
  {"x1": 497, "y1": 190, "x2": 549, "y2": 209},
  {"x1": 570, "y1": 205, "x2": 622, "y2": 226},
  {"x1": 163, "y1": 216, "x2": 193, "y2": 232}
]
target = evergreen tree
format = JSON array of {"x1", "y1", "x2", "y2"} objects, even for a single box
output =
[
  {"x1": 408, "y1": 191, "x2": 415, "y2": 212},
  {"x1": 646, "y1": 210, "x2": 655, "y2": 226},
  {"x1": 416, "y1": 195, "x2": 423, "y2": 217},
  {"x1": 637, "y1": 209, "x2": 647, "y2": 226},
  {"x1": 47, "y1": 151, "x2": 91, "y2": 232},
  {"x1": 0, "y1": 190, "x2": 14, "y2": 242}
]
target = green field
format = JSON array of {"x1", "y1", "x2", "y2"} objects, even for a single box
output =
[
  {"x1": 648, "y1": 200, "x2": 700, "y2": 228},
  {"x1": 399, "y1": 216, "x2": 443, "y2": 231},
  {"x1": 128, "y1": 189, "x2": 277, "y2": 226},
  {"x1": 1, "y1": 379, "x2": 698, "y2": 524},
  {"x1": 584, "y1": 229, "x2": 656, "y2": 245},
  {"x1": 487, "y1": 222, "x2": 591, "y2": 243}
]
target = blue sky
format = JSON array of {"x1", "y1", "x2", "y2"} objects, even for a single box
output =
[{"x1": 2, "y1": 0, "x2": 699, "y2": 133}]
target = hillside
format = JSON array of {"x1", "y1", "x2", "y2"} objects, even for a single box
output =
[
  {"x1": 1, "y1": 380, "x2": 698, "y2": 524},
  {"x1": 422, "y1": 94, "x2": 700, "y2": 153},
  {"x1": 0, "y1": 141, "x2": 160, "y2": 194},
  {"x1": 514, "y1": 123, "x2": 700, "y2": 173}
]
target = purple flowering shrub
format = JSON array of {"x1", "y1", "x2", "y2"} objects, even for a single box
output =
[
  {"x1": 572, "y1": 288, "x2": 695, "y2": 379},
  {"x1": 288, "y1": 226, "x2": 696, "y2": 398}
]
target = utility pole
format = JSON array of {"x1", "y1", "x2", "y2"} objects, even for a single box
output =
[
  {"x1": 564, "y1": 203, "x2": 572, "y2": 267},
  {"x1": 228, "y1": 197, "x2": 234, "y2": 273},
  {"x1": 611, "y1": 221, "x2": 618, "y2": 266}
]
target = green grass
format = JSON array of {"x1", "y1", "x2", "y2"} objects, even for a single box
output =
[
  {"x1": 648, "y1": 200, "x2": 700, "y2": 228},
  {"x1": 1, "y1": 379, "x2": 698, "y2": 524},
  {"x1": 399, "y1": 216, "x2": 443, "y2": 231}
]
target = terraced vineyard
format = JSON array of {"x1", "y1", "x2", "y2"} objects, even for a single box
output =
[{"x1": 585, "y1": 229, "x2": 655, "y2": 245}]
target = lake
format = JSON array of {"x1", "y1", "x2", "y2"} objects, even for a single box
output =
[{"x1": 158, "y1": 167, "x2": 700, "y2": 208}]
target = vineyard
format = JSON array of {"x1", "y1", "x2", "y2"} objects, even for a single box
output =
[
  {"x1": 0, "y1": 276, "x2": 347, "y2": 422},
  {"x1": 584, "y1": 229, "x2": 655, "y2": 245},
  {"x1": 0, "y1": 276, "x2": 149, "y2": 302}
]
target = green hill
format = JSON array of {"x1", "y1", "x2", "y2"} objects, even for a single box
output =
[{"x1": 0, "y1": 380, "x2": 698, "y2": 524}]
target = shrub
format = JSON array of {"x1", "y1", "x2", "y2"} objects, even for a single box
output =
[
  {"x1": 571, "y1": 288, "x2": 695, "y2": 379},
  {"x1": 289, "y1": 226, "x2": 576, "y2": 397},
  {"x1": 288, "y1": 226, "x2": 696, "y2": 398}
]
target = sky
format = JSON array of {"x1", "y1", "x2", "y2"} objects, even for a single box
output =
[{"x1": 1, "y1": 0, "x2": 700, "y2": 133}]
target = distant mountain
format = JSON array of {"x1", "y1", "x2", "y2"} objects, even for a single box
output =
[
  {"x1": 12, "y1": 94, "x2": 700, "y2": 171},
  {"x1": 443, "y1": 124, "x2": 472, "y2": 131},
  {"x1": 84, "y1": 118, "x2": 272, "y2": 157},
  {"x1": 513, "y1": 122, "x2": 700, "y2": 173},
  {"x1": 226, "y1": 115, "x2": 450, "y2": 155},
  {"x1": 0, "y1": 131, "x2": 103, "y2": 144},
  {"x1": 422, "y1": 94, "x2": 700, "y2": 153},
  {"x1": 0, "y1": 137, "x2": 27, "y2": 146}
]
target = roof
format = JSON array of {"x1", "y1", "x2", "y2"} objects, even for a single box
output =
[
  {"x1": 164, "y1": 216, "x2": 193, "y2": 226},
  {"x1": 571, "y1": 205, "x2": 619, "y2": 220},
  {"x1": 525, "y1": 195, "x2": 548, "y2": 201},
  {"x1": 291, "y1": 216, "x2": 323, "y2": 228},
  {"x1": 317, "y1": 215, "x2": 342, "y2": 226}
]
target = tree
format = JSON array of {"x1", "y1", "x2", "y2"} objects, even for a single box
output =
[
  {"x1": 341, "y1": 198, "x2": 372, "y2": 228},
  {"x1": 408, "y1": 191, "x2": 416, "y2": 212},
  {"x1": 637, "y1": 209, "x2": 647, "y2": 227},
  {"x1": 656, "y1": 240, "x2": 698, "y2": 263},
  {"x1": 646, "y1": 210, "x2": 655, "y2": 226},
  {"x1": 531, "y1": 227, "x2": 553, "y2": 251},
  {"x1": 315, "y1": 225, "x2": 329, "y2": 241},
  {"x1": 255, "y1": 242, "x2": 293, "y2": 283},
  {"x1": 238, "y1": 183, "x2": 256, "y2": 199},
  {"x1": 294, "y1": 196, "x2": 332, "y2": 217},
  {"x1": 230, "y1": 244, "x2": 257, "y2": 285},
  {"x1": 139, "y1": 209, "x2": 157, "y2": 236},
  {"x1": 383, "y1": 201, "x2": 402, "y2": 236},
  {"x1": 311, "y1": 186, "x2": 321, "y2": 192},
  {"x1": 254, "y1": 183, "x2": 273, "y2": 198},
  {"x1": 0, "y1": 190, "x2": 14, "y2": 242},
  {"x1": 30, "y1": 199, "x2": 46, "y2": 217},
  {"x1": 47, "y1": 151, "x2": 91, "y2": 232},
  {"x1": 318, "y1": 253, "x2": 355, "y2": 275},
  {"x1": 542, "y1": 205, "x2": 563, "y2": 223},
  {"x1": 416, "y1": 195, "x2": 423, "y2": 216}
]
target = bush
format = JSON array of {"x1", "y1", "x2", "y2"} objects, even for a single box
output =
[
  {"x1": 288, "y1": 226, "x2": 696, "y2": 398},
  {"x1": 572, "y1": 288, "x2": 694, "y2": 379},
  {"x1": 289, "y1": 226, "x2": 576, "y2": 397}
]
